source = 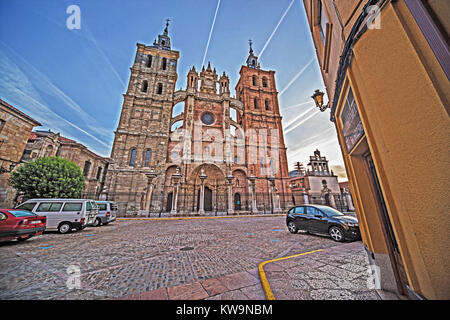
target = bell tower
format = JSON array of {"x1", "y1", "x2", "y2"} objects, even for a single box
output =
[
  {"x1": 104, "y1": 20, "x2": 180, "y2": 214},
  {"x1": 236, "y1": 41, "x2": 290, "y2": 200}
]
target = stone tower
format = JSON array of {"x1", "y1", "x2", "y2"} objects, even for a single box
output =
[
  {"x1": 104, "y1": 21, "x2": 180, "y2": 213},
  {"x1": 235, "y1": 42, "x2": 291, "y2": 204}
]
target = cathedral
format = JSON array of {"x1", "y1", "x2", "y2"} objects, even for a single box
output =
[{"x1": 103, "y1": 22, "x2": 291, "y2": 215}]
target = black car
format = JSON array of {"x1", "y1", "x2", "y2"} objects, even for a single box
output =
[{"x1": 286, "y1": 205, "x2": 361, "y2": 242}]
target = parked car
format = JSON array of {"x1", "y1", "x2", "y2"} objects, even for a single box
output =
[
  {"x1": 93, "y1": 201, "x2": 117, "y2": 227},
  {"x1": 16, "y1": 199, "x2": 99, "y2": 234},
  {"x1": 286, "y1": 204, "x2": 361, "y2": 242},
  {"x1": 0, "y1": 209, "x2": 46, "y2": 242}
]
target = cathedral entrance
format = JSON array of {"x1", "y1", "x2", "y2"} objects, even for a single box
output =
[
  {"x1": 166, "y1": 192, "x2": 173, "y2": 212},
  {"x1": 197, "y1": 187, "x2": 213, "y2": 212},
  {"x1": 234, "y1": 193, "x2": 241, "y2": 210}
]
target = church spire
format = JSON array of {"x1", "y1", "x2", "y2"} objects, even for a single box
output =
[
  {"x1": 246, "y1": 39, "x2": 260, "y2": 69},
  {"x1": 153, "y1": 19, "x2": 172, "y2": 50}
]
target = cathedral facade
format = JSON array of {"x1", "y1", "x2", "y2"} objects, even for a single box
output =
[{"x1": 103, "y1": 23, "x2": 291, "y2": 215}]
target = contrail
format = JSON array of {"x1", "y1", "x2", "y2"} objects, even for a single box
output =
[
  {"x1": 258, "y1": 0, "x2": 295, "y2": 59},
  {"x1": 279, "y1": 57, "x2": 315, "y2": 96},
  {"x1": 284, "y1": 109, "x2": 321, "y2": 134},
  {"x1": 202, "y1": 0, "x2": 221, "y2": 68},
  {"x1": 280, "y1": 100, "x2": 314, "y2": 113},
  {"x1": 283, "y1": 106, "x2": 316, "y2": 129}
]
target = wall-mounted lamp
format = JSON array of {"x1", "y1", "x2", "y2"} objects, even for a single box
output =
[{"x1": 311, "y1": 89, "x2": 330, "y2": 112}]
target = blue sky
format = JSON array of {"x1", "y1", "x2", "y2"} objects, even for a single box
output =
[{"x1": 0, "y1": 0, "x2": 347, "y2": 180}]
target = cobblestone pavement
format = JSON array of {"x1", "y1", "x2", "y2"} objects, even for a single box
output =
[
  {"x1": 263, "y1": 242, "x2": 380, "y2": 300},
  {"x1": 0, "y1": 215, "x2": 378, "y2": 300}
]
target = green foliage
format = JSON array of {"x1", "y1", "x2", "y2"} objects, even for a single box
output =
[{"x1": 9, "y1": 157, "x2": 85, "y2": 199}]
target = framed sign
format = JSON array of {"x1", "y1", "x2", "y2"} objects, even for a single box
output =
[{"x1": 341, "y1": 88, "x2": 365, "y2": 152}]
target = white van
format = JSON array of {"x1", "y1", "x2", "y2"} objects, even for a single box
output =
[
  {"x1": 16, "y1": 199, "x2": 99, "y2": 234},
  {"x1": 93, "y1": 201, "x2": 117, "y2": 227}
]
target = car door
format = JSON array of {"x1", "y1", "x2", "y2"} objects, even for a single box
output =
[
  {"x1": 0, "y1": 211, "x2": 12, "y2": 236},
  {"x1": 306, "y1": 206, "x2": 327, "y2": 233},
  {"x1": 293, "y1": 206, "x2": 308, "y2": 229},
  {"x1": 61, "y1": 202, "x2": 83, "y2": 225}
]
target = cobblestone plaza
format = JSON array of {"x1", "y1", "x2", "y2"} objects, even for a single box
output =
[{"x1": 0, "y1": 216, "x2": 380, "y2": 300}]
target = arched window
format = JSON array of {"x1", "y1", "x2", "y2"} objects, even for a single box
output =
[
  {"x1": 144, "y1": 149, "x2": 151, "y2": 167},
  {"x1": 252, "y1": 75, "x2": 257, "y2": 86},
  {"x1": 142, "y1": 80, "x2": 148, "y2": 93},
  {"x1": 157, "y1": 83, "x2": 163, "y2": 95},
  {"x1": 146, "y1": 55, "x2": 152, "y2": 68},
  {"x1": 96, "y1": 167, "x2": 103, "y2": 180},
  {"x1": 265, "y1": 99, "x2": 270, "y2": 111},
  {"x1": 262, "y1": 77, "x2": 268, "y2": 87},
  {"x1": 162, "y1": 57, "x2": 167, "y2": 70},
  {"x1": 83, "y1": 160, "x2": 91, "y2": 177},
  {"x1": 129, "y1": 148, "x2": 137, "y2": 167},
  {"x1": 254, "y1": 97, "x2": 259, "y2": 109}
]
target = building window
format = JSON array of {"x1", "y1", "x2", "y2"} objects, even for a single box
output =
[
  {"x1": 96, "y1": 167, "x2": 103, "y2": 180},
  {"x1": 157, "y1": 83, "x2": 163, "y2": 95},
  {"x1": 254, "y1": 98, "x2": 259, "y2": 109},
  {"x1": 252, "y1": 75, "x2": 257, "y2": 86},
  {"x1": 265, "y1": 99, "x2": 270, "y2": 111},
  {"x1": 262, "y1": 77, "x2": 268, "y2": 87},
  {"x1": 142, "y1": 80, "x2": 148, "y2": 92},
  {"x1": 146, "y1": 55, "x2": 152, "y2": 68},
  {"x1": 129, "y1": 148, "x2": 137, "y2": 167},
  {"x1": 0, "y1": 119, "x2": 5, "y2": 134},
  {"x1": 83, "y1": 161, "x2": 91, "y2": 177},
  {"x1": 318, "y1": 0, "x2": 328, "y2": 44},
  {"x1": 144, "y1": 149, "x2": 151, "y2": 167},
  {"x1": 162, "y1": 57, "x2": 167, "y2": 70}
]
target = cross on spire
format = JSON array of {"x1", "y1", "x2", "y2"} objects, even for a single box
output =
[
  {"x1": 164, "y1": 18, "x2": 170, "y2": 34},
  {"x1": 249, "y1": 39, "x2": 253, "y2": 53}
]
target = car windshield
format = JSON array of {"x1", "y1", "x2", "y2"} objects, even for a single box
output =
[
  {"x1": 8, "y1": 210, "x2": 37, "y2": 217},
  {"x1": 319, "y1": 206, "x2": 344, "y2": 217}
]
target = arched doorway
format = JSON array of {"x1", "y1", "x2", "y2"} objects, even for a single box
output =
[
  {"x1": 234, "y1": 193, "x2": 241, "y2": 210},
  {"x1": 166, "y1": 192, "x2": 173, "y2": 212},
  {"x1": 197, "y1": 187, "x2": 213, "y2": 212}
]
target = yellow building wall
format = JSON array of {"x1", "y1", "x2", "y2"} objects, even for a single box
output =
[{"x1": 336, "y1": 2, "x2": 450, "y2": 299}]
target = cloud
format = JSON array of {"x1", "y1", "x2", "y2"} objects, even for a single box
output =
[
  {"x1": 279, "y1": 57, "x2": 315, "y2": 96},
  {"x1": 284, "y1": 109, "x2": 321, "y2": 134}
]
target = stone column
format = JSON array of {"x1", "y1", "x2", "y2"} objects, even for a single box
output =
[
  {"x1": 170, "y1": 168, "x2": 182, "y2": 216},
  {"x1": 268, "y1": 177, "x2": 275, "y2": 214},
  {"x1": 145, "y1": 169, "x2": 157, "y2": 217},
  {"x1": 344, "y1": 188, "x2": 355, "y2": 211},
  {"x1": 226, "y1": 172, "x2": 234, "y2": 215},
  {"x1": 302, "y1": 187, "x2": 309, "y2": 204}
]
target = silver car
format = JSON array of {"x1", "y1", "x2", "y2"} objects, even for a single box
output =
[
  {"x1": 93, "y1": 201, "x2": 117, "y2": 227},
  {"x1": 16, "y1": 199, "x2": 99, "y2": 234}
]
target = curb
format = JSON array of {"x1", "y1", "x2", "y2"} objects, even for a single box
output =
[
  {"x1": 258, "y1": 249, "x2": 323, "y2": 300},
  {"x1": 117, "y1": 214, "x2": 285, "y2": 221}
]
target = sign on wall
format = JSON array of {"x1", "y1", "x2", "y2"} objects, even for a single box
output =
[{"x1": 341, "y1": 88, "x2": 365, "y2": 153}]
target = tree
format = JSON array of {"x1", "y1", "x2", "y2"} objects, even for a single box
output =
[{"x1": 9, "y1": 157, "x2": 85, "y2": 199}]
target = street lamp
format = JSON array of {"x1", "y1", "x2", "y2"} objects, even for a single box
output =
[
  {"x1": 198, "y1": 167, "x2": 207, "y2": 215},
  {"x1": 311, "y1": 89, "x2": 330, "y2": 112},
  {"x1": 0, "y1": 162, "x2": 16, "y2": 175},
  {"x1": 267, "y1": 176, "x2": 275, "y2": 214},
  {"x1": 226, "y1": 170, "x2": 234, "y2": 215}
]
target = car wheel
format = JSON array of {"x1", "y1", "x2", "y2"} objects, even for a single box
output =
[
  {"x1": 17, "y1": 235, "x2": 32, "y2": 242},
  {"x1": 58, "y1": 222, "x2": 72, "y2": 234},
  {"x1": 329, "y1": 226, "x2": 345, "y2": 242},
  {"x1": 287, "y1": 221, "x2": 298, "y2": 234},
  {"x1": 93, "y1": 218, "x2": 101, "y2": 227}
]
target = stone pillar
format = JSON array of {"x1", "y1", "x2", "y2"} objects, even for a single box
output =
[
  {"x1": 302, "y1": 187, "x2": 309, "y2": 204},
  {"x1": 145, "y1": 169, "x2": 157, "y2": 217},
  {"x1": 170, "y1": 168, "x2": 182, "y2": 216},
  {"x1": 344, "y1": 189, "x2": 355, "y2": 211}
]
